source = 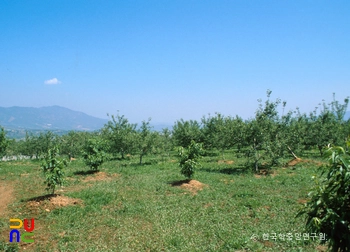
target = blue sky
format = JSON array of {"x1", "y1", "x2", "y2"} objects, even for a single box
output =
[{"x1": 1, "y1": 1, "x2": 349, "y2": 124}]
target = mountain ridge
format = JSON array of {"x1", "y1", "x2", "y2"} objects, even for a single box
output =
[{"x1": 0, "y1": 105, "x2": 108, "y2": 131}]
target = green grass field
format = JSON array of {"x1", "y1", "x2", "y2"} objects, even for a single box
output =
[{"x1": 0, "y1": 151, "x2": 328, "y2": 251}]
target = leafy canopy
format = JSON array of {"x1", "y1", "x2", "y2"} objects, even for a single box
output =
[
  {"x1": 41, "y1": 146, "x2": 67, "y2": 194},
  {"x1": 83, "y1": 138, "x2": 108, "y2": 171},
  {"x1": 0, "y1": 127, "x2": 8, "y2": 159},
  {"x1": 297, "y1": 138, "x2": 350, "y2": 252},
  {"x1": 178, "y1": 140, "x2": 203, "y2": 179}
]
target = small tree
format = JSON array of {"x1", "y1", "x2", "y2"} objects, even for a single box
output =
[
  {"x1": 172, "y1": 119, "x2": 203, "y2": 148},
  {"x1": 297, "y1": 139, "x2": 350, "y2": 251},
  {"x1": 41, "y1": 146, "x2": 67, "y2": 195},
  {"x1": 83, "y1": 138, "x2": 108, "y2": 171},
  {"x1": 59, "y1": 131, "x2": 89, "y2": 160},
  {"x1": 0, "y1": 126, "x2": 8, "y2": 160},
  {"x1": 243, "y1": 90, "x2": 290, "y2": 171},
  {"x1": 303, "y1": 95, "x2": 349, "y2": 156},
  {"x1": 159, "y1": 128, "x2": 173, "y2": 161},
  {"x1": 22, "y1": 131, "x2": 58, "y2": 159},
  {"x1": 178, "y1": 140, "x2": 203, "y2": 179},
  {"x1": 103, "y1": 114, "x2": 137, "y2": 159},
  {"x1": 136, "y1": 119, "x2": 158, "y2": 165}
]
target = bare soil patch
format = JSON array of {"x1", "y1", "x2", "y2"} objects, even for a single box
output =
[
  {"x1": 203, "y1": 203, "x2": 213, "y2": 208},
  {"x1": 287, "y1": 158, "x2": 303, "y2": 166},
  {"x1": 261, "y1": 240, "x2": 274, "y2": 248},
  {"x1": 218, "y1": 160, "x2": 234, "y2": 165},
  {"x1": 50, "y1": 195, "x2": 83, "y2": 207},
  {"x1": 287, "y1": 158, "x2": 324, "y2": 167},
  {"x1": 297, "y1": 198, "x2": 308, "y2": 205},
  {"x1": 26, "y1": 194, "x2": 83, "y2": 212},
  {"x1": 254, "y1": 169, "x2": 277, "y2": 178},
  {"x1": 0, "y1": 183, "x2": 14, "y2": 216},
  {"x1": 316, "y1": 245, "x2": 328, "y2": 252},
  {"x1": 82, "y1": 172, "x2": 121, "y2": 183},
  {"x1": 171, "y1": 179, "x2": 208, "y2": 195}
]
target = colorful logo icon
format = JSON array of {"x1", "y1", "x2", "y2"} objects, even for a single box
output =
[{"x1": 9, "y1": 218, "x2": 35, "y2": 243}]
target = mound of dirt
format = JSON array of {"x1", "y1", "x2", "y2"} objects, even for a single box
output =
[
  {"x1": 26, "y1": 194, "x2": 83, "y2": 212},
  {"x1": 82, "y1": 172, "x2": 120, "y2": 183},
  {"x1": 287, "y1": 158, "x2": 324, "y2": 167},
  {"x1": 171, "y1": 179, "x2": 208, "y2": 195},
  {"x1": 218, "y1": 160, "x2": 234, "y2": 165},
  {"x1": 50, "y1": 195, "x2": 83, "y2": 207},
  {"x1": 287, "y1": 158, "x2": 303, "y2": 166},
  {"x1": 0, "y1": 183, "x2": 14, "y2": 216}
]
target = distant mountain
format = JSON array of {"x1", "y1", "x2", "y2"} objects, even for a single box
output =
[{"x1": 0, "y1": 106, "x2": 107, "y2": 131}]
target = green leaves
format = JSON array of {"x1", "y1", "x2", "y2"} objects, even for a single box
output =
[
  {"x1": 172, "y1": 119, "x2": 203, "y2": 148},
  {"x1": 21, "y1": 131, "x2": 58, "y2": 159},
  {"x1": 41, "y1": 146, "x2": 67, "y2": 194},
  {"x1": 297, "y1": 140, "x2": 350, "y2": 251},
  {"x1": 59, "y1": 130, "x2": 89, "y2": 159},
  {"x1": 103, "y1": 114, "x2": 137, "y2": 159},
  {"x1": 201, "y1": 113, "x2": 245, "y2": 157},
  {"x1": 178, "y1": 140, "x2": 203, "y2": 179},
  {"x1": 242, "y1": 92, "x2": 290, "y2": 171},
  {"x1": 0, "y1": 126, "x2": 8, "y2": 159},
  {"x1": 303, "y1": 95, "x2": 349, "y2": 156},
  {"x1": 82, "y1": 138, "x2": 108, "y2": 171},
  {"x1": 136, "y1": 119, "x2": 159, "y2": 165}
]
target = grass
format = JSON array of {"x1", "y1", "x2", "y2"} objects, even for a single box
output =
[{"x1": 0, "y1": 151, "x2": 328, "y2": 251}]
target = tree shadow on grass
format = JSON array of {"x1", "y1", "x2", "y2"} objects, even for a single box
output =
[
  {"x1": 200, "y1": 166, "x2": 250, "y2": 176},
  {"x1": 73, "y1": 170, "x2": 99, "y2": 176},
  {"x1": 168, "y1": 179, "x2": 192, "y2": 187},
  {"x1": 23, "y1": 193, "x2": 60, "y2": 202}
]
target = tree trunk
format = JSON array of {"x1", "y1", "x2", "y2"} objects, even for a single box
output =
[
  {"x1": 287, "y1": 146, "x2": 299, "y2": 159},
  {"x1": 255, "y1": 160, "x2": 259, "y2": 172},
  {"x1": 318, "y1": 145, "x2": 324, "y2": 157}
]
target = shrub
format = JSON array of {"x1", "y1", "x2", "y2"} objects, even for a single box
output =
[
  {"x1": 297, "y1": 139, "x2": 350, "y2": 251},
  {"x1": 41, "y1": 146, "x2": 67, "y2": 194},
  {"x1": 83, "y1": 138, "x2": 108, "y2": 171},
  {"x1": 178, "y1": 140, "x2": 203, "y2": 179}
]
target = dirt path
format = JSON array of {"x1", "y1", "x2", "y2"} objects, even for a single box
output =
[{"x1": 0, "y1": 183, "x2": 14, "y2": 216}]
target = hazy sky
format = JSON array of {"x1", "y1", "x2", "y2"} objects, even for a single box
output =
[{"x1": 1, "y1": 1, "x2": 349, "y2": 124}]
